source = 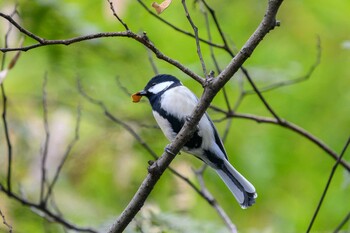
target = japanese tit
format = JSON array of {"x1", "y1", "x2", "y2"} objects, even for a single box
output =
[{"x1": 132, "y1": 74, "x2": 257, "y2": 208}]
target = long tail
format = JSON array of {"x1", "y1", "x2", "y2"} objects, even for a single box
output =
[{"x1": 215, "y1": 160, "x2": 257, "y2": 208}]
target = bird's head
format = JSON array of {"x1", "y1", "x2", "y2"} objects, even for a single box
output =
[{"x1": 131, "y1": 74, "x2": 182, "y2": 103}]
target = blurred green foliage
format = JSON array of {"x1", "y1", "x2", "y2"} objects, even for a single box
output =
[{"x1": 0, "y1": 0, "x2": 349, "y2": 232}]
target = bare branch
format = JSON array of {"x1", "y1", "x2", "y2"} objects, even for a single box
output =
[
  {"x1": 106, "y1": 0, "x2": 129, "y2": 31},
  {"x1": 182, "y1": 0, "x2": 207, "y2": 76},
  {"x1": 108, "y1": 1, "x2": 284, "y2": 232},
  {"x1": 40, "y1": 72, "x2": 50, "y2": 203},
  {"x1": 44, "y1": 105, "x2": 82, "y2": 204},
  {"x1": 200, "y1": 0, "x2": 230, "y2": 51},
  {"x1": 0, "y1": 8, "x2": 17, "y2": 193},
  {"x1": 146, "y1": 48, "x2": 159, "y2": 75},
  {"x1": 0, "y1": 12, "x2": 204, "y2": 84},
  {"x1": 193, "y1": 165, "x2": 237, "y2": 233},
  {"x1": 306, "y1": 137, "x2": 350, "y2": 233},
  {"x1": 78, "y1": 79, "x2": 213, "y2": 200},
  {"x1": 245, "y1": 36, "x2": 322, "y2": 94},
  {"x1": 78, "y1": 78, "x2": 238, "y2": 232},
  {"x1": 209, "y1": 106, "x2": 350, "y2": 172},
  {"x1": 0, "y1": 208, "x2": 12, "y2": 233},
  {"x1": 199, "y1": 0, "x2": 282, "y2": 121},
  {"x1": 0, "y1": 184, "x2": 97, "y2": 233},
  {"x1": 334, "y1": 212, "x2": 350, "y2": 233},
  {"x1": 136, "y1": 0, "x2": 225, "y2": 49}
]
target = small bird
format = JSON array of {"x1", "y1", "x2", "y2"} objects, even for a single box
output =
[{"x1": 132, "y1": 74, "x2": 257, "y2": 208}]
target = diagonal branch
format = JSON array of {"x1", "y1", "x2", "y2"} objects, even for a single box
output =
[
  {"x1": 44, "y1": 105, "x2": 82, "y2": 204},
  {"x1": 0, "y1": 208, "x2": 12, "y2": 233},
  {"x1": 108, "y1": 1, "x2": 284, "y2": 232},
  {"x1": 0, "y1": 184, "x2": 97, "y2": 233},
  {"x1": 107, "y1": 0, "x2": 129, "y2": 31},
  {"x1": 182, "y1": 0, "x2": 207, "y2": 76},
  {"x1": 209, "y1": 106, "x2": 350, "y2": 172},
  {"x1": 334, "y1": 212, "x2": 350, "y2": 233},
  {"x1": 306, "y1": 137, "x2": 350, "y2": 233},
  {"x1": 245, "y1": 36, "x2": 322, "y2": 95},
  {"x1": 193, "y1": 165, "x2": 237, "y2": 233},
  {"x1": 136, "y1": 0, "x2": 225, "y2": 49},
  {"x1": 79, "y1": 78, "x2": 237, "y2": 232}
]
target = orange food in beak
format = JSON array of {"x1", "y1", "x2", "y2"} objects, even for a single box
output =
[{"x1": 131, "y1": 92, "x2": 143, "y2": 103}]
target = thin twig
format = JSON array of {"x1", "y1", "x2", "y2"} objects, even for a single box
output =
[
  {"x1": 232, "y1": 77, "x2": 245, "y2": 112},
  {"x1": 306, "y1": 137, "x2": 350, "y2": 233},
  {"x1": 146, "y1": 48, "x2": 159, "y2": 75},
  {"x1": 0, "y1": 184, "x2": 97, "y2": 233},
  {"x1": 44, "y1": 105, "x2": 82, "y2": 204},
  {"x1": 245, "y1": 36, "x2": 322, "y2": 95},
  {"x1": 136, "y1": 0, "x2": 225, "y2": 49},
  {"x1": 0, "y1": 8, "x2": 17, "y2": 193},
  {"x1": 0, "y1": 13, "x2": 204, "y2": 85},
  {"x1": 334, "y1": 212, "x2": 350, "y2": 233},
  {"x1": 209, "y1": 107, "x2": 350, "y2": 172},
  {"x1": 200, "y1": 0, "x2": 282, "y2": 122},
  {"x1": 40, "y1": 72, "x2": 50, "y2": 204},
  {"x1": 115, "y1": 76, "x2": 133, "y2": 97},
  {"x1": 107, "y1": 0, "x2": 129, "y2": 31},
  {"x1": 182, "y1": 0, "x2": 207, "y2": 77},
  {"x1": 200, "y1": 0, "x2": 230, "y2": 51},
  {"x1": 0, "y1": 208, "x2": 12, "y2": 233},
  {"x1": 193, "y1": 165, "x2": 237, "y2": 233}
]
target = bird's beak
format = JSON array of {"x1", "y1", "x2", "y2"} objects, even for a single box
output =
[{"x1": 131, "y1": 90, "x2": 147, "y2": 103}]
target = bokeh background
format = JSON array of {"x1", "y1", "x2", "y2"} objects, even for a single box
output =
[{"x1": 0, "y1": 0, "x2": 349, "y2": 232}]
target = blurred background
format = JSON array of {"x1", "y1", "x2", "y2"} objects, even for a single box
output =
[{"x1": 0, "y1": 0, "x2": 349, "y2": 232}]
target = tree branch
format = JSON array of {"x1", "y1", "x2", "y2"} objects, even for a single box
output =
[
  {"x1": 40, "y1": 72, "x2": 50, "y2": 203},
  {"x1": 0, "y1": 183, "x2": 97, "y2": 233},
  {"x1": 209, "y1": 106, "x2": 350, "y2": 172},
  {"x1": 0, "y1": 12, "x2": 204, "y2": 85},
  {"x1": 182, "y1": 0, "x2": 207, "y2": 77},
  {"x1": 0, "y1": 208, "x2": 12, "y2": 233},
  {"x1": 136, "y1": 0, "x2": 225, "y2": 50},
  {"x1": 306, "y1": 137, "x2": 350, "y2": 233},
  {"x1": 193, "y1": 165, "x2": 237, "y2": 233},
  {"x1": 108, "y1": 1, "x2": 284, "y2": 232}
]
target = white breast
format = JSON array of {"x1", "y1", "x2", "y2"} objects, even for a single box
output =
[
  {"x1": 159, "y1": 86, "x2": 217, "y2": 153},
  {"x1": 152, "y1": 110, "x2": 177, "y2": 141}
]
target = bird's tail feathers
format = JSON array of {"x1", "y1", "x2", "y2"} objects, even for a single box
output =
[{"x1": 215, "y1": 160, "x2": 257, "y2": 209}]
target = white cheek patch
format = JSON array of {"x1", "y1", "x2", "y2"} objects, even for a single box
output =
[{"x1": 149, "y1": 81, "x2": 174, "y2": 94}]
